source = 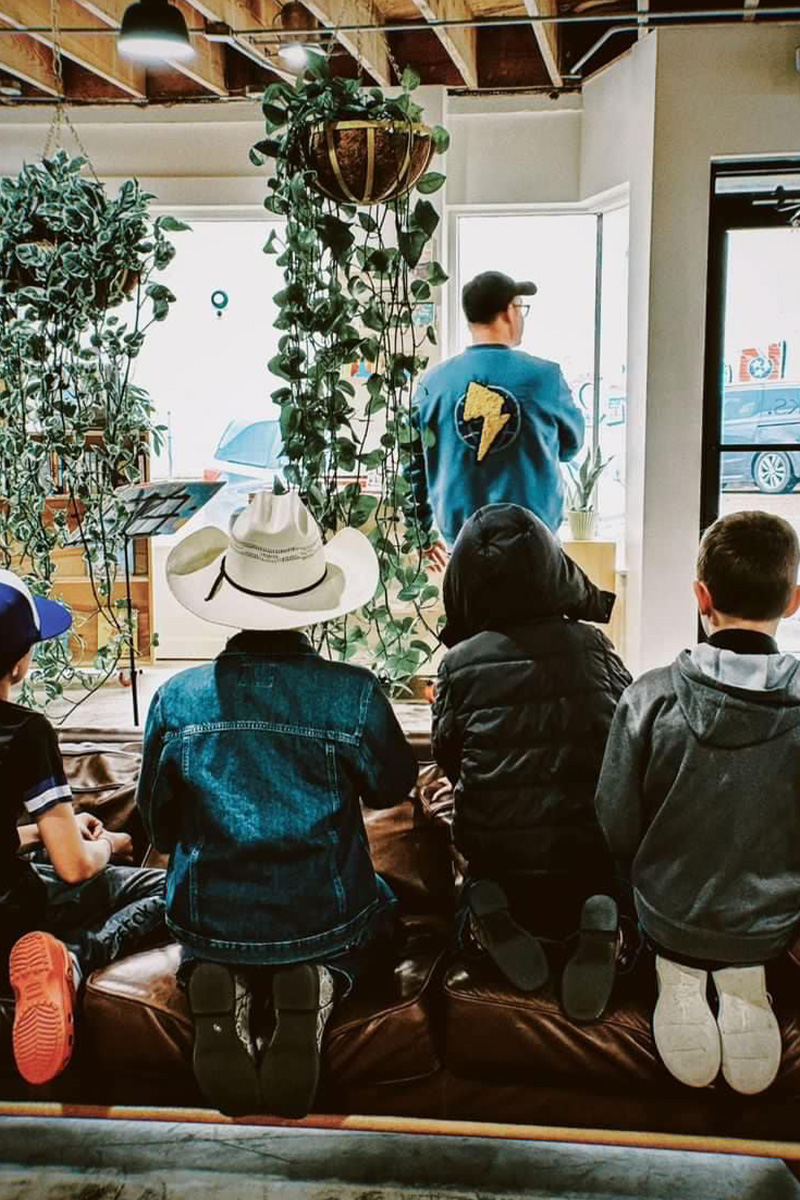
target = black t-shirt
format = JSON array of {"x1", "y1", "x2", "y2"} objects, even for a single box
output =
[{"x1": 0, "y1": 699, "x2": 73, "y2": 911}]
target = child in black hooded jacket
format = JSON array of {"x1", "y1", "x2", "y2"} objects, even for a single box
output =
[{"x1": 432, "y1": 503, "x2": 631, "y2": 1020}]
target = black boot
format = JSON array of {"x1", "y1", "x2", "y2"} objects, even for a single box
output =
[
  {"x1": 467, "y1": 880, "x2": 549, "y2": 993},
  {"x1": 561, "y1": 894, "x2": 619, "y2": 1022},
  {"x1": 188, "y1": 962, "x2": 262, "y2": 1117}
]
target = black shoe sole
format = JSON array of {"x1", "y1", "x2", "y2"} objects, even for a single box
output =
[
  {"x1": 468, "y1": 880, "x2": 549, "y2": 993},
  {"x1": 561, "y1": 894, "x2": 619, "y2": 1023},
  {"x1": 259, "y1": 964, "x2": 323, "y2": 1119},
  {"x1": 187, "y1": 962, "x2": 262, "y2": 1117}
]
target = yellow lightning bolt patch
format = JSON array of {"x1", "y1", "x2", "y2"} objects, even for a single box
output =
[{"x1": 463, "y1": 382, "x2": 511, "y2": 462}]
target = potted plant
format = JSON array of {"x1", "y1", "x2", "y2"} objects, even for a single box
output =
[
  {"x1": 254, "y1": 51, "x2": 447, "y2": 207},
  {"x1": 564, "y1": 447, "x2": 612, "y2": 541},
  {"x1": 251, "y1": 57, "x2": 449, "y2": 693},
  {"x1": 0, "y1": 151, "x2": 186, "y2": 709}
]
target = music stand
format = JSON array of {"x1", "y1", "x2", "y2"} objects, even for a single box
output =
[{"x1": 65, "y1": 480, "x2": 224, "y2": 726}]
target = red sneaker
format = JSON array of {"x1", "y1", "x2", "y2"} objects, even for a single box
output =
[{"x1": 9, "y1": 932, "x2": 76, "y2": 1085}]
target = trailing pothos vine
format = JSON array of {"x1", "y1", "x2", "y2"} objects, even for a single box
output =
[
  {"x1": 252, "y1": 56, "x2": 449, "y2": 692},
  {"x1": 0, "y1": 151, "x2": 186, "y2": 711}
]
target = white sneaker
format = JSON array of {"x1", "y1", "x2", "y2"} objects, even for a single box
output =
[
  {"x1": 713, "y1": 965, "x2": 781, "y2": 1095},
  {"x1": 653, "y1": 955, "x2": 721, "y2": 1088}
]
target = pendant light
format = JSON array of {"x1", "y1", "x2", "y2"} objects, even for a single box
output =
[
  {"x1": 277, "y1": 1, "x2": 320, "y2": 72},
  {"x1": 118, "y1": 0, "x2": 195, "y2": 61}
]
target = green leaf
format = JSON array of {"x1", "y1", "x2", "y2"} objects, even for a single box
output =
[
  {"x1": 398, "y1": 229, "x2": 427, "y2": 269},
  {"x1": 426, "y1": 261, "x2": 449, "y2": 287},
  {"x1": 253, "y1": 137, "x2": 281, "y2": 158},
  {"x1": 416, "y1": 171, "x2": 446, "y2": 195},
  {"x1": 263, "y1": 228, "x2": 280, "y2": 254},
  {"x1": 430, "y1": 125, "x2": 450, "y2": 154},
  {"x1": 358, "y1": 212, "x2": 378, "y2": 233},
  {"x1": 262, "y1": 101, "x2": 288, "y2": 129},
  {"x1": 158, "y1": 215, "x2": 191, "y2": 232},
  {"x1": 320, "y1": 214, "x2": 355, "y2": 262},
  {"x1": 411, "y1": 279, "x2": 431, "y2": 301},
  {"x1": 401, "y1": 65, "x2": 421, "y2": 91},
  {"x1": 411, "y1": 199, "x2": 439, "y2": 237}
]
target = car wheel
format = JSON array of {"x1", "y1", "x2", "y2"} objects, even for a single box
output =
[{"x1": 753, "y1": 451, "x2": 796, "y2": 494}]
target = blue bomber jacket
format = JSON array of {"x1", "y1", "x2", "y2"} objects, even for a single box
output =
[
  {"x1": 136, "y1": 631, "x2": 418, "y2": 965},
  {"x1": 407, "y1": 344, "x2": 585, "y2": 548}
]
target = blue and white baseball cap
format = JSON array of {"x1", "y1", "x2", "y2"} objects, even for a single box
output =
[{"x1": 0, "y1": 570, "x2": 72, "y2": 665}]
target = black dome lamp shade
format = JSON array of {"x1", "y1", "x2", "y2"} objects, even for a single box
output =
[{"x1": 118, "y1": 0, "x2": 195, "y2": 61}]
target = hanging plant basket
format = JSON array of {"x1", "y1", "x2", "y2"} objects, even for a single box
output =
[{"x1": 303, "y1": 120, "x2": 434, "y2": 206}]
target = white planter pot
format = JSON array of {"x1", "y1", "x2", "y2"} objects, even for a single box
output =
[{"x1": 567, "y1": 509, "x2": 597, "y2": 541}]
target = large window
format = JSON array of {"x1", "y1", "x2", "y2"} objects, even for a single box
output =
[
  {"x1": 453, "y1": 206, "x2": 629, "y2": 543},
  {"x1": 702, "y1": 165, "x2": 800, "y2": 651},
  {"x1": 128, "y1": 217, "x2": 285, "y2": 658},
  {"x1": 131, "y1": 217, "x2": 285, "y2": 512}
]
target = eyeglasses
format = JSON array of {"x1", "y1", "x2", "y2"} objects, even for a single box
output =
[{"x1": 512, "y1": 303, "x2": 530, "y2": 318}]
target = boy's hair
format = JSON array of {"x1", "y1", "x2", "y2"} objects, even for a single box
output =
[
  {"x1": 0, "y1": 643, "x2": 30, "y2": 682},
  {"x1": 697, "y1": 511, "x2": 800, "y2": 620}
]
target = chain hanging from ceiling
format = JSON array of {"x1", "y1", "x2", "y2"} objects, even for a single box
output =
[{"x1": 42, "y1": 0, "x2": 100, "y2": 179}]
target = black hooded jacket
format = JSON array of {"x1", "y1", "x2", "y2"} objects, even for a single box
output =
[{"x1": 432, "y1": 505, "x2": 632, "y2": 902}]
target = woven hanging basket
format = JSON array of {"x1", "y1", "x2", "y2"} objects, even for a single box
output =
[{"x1": 304, "y1": 120, "x2": 434, "y2": 206}]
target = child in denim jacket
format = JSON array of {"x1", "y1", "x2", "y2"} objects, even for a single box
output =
[{"x1": 137, "y1": 492, "x2": 417, "y2": 1118}]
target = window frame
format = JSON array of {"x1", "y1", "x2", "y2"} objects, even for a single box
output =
[
  {"x1": 700, "y1": 160, "x2": 800, "y2": 535},
  {"x1": 447, "y1": 189, "x2": 629, "y2": 460}
]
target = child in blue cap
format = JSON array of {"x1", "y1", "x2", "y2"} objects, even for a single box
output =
[{"x1": 0, "y1": 569, "x2": 165, "y2": 1086}]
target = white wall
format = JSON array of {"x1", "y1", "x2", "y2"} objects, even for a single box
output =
[{"x1": 446, "y1": 94, "x2": 582, "y2": 206}]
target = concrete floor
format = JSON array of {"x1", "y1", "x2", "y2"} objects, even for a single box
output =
[{"x1": 0, "y1": 1120, "x2": 797, "y2": 1200}]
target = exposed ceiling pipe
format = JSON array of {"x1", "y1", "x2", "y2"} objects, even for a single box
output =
[
  {"x1": 565, "y1": 25, "x2": 634, "y2": 75},
  {"x1": 2, "y1": 6, "x2": 800, "y2": 36}
]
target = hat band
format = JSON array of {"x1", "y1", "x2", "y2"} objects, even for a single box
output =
[{"x1": 204, "y1": 556, "x2": 328, "y2": 604}]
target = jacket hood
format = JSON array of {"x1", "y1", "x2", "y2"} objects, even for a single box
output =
[
  {"x1": 673, "y1": 649, "x2": 800, "y2": 748},
  {"x1": 440, "y1": 503, "x2": 615, "y2": 647}
]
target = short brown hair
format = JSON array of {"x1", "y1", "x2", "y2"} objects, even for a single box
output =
[{"x1": 697, "y1": 511, "x2": 800, "y2": 620}]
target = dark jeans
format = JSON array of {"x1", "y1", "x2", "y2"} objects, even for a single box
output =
[
  {"x1": 28, "y1": 864, "x2": 166, "y2": 981},
  {"x1": 179, "y1": 892, "x2": 398, "y2": 1000}
]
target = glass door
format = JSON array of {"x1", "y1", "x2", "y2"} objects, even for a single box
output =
[{"x1": 702, "y1": 166, "x2": 800, "y2": 651}]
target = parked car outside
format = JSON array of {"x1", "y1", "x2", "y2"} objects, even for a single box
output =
[
  {"x1": 721, "y1": 383, "x2": 800, "y2": 494},
  {"x1": 202, "y1": 418, "x2": 287, "y2": 528}
]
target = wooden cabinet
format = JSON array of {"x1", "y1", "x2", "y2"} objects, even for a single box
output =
[{"x1": 12, "y1": 430, "x2": 155, "y2": 668}]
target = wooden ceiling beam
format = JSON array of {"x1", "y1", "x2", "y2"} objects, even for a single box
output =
[
  {"x1": 301, "y1": 0, "x2": 392, "y2": 87},
  {"x1": 0, "y1": 0, "x2": 146, "y2": 95},
  {"x1": 521, "y1": 0, "x2": 561, "y2": 88},
  {"x1": 75, "y1": 0, "x2": 228, "y2": 93},
  {"x1": 181, "y1": 0, "x2": 297, "y2": 83},
  {"x1": 0, "y1": 17, "x2": 60, "y2": 93},
  {"x1": 405, "y1": 0, "x2": 477, "y2": 89}
]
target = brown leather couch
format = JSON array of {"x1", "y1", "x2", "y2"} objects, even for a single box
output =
[{"x1": 5, "y1": 730, "x2": 800, "y2": 1141}]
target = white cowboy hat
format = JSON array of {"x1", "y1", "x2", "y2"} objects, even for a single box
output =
[{"x1": 166, "y1": 490, "x2": 378, "y2": 631}]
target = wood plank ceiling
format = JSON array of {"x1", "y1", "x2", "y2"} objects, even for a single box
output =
[{"x1": 0, "y1": 0, "x2": 797, "y2": 102}]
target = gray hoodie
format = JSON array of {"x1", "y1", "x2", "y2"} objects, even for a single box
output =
[{"x1": 595, "y1": 644, "x2": 800, "y2": 961}]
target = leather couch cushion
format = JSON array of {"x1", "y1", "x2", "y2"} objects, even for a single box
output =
[
  {"x1": 61, "y1": 732, "x2": 455, "y2": 919},
  {"x1": 83, "y1": 916, "x2": 446, "y2": 1102},
  {"x1": 58, "y1": 734, "x2": 149, "y2": 862},
  {"x1": 364, "y1": 782, "x2": 455, "y2": 915},
  {"x1": 444, "y1": 951, "x2": 800, "y2": 1099}
]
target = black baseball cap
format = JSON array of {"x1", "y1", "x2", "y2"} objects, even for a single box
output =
[{"x1": 461, "y1": 271, "x2": 537, "y2": 325}]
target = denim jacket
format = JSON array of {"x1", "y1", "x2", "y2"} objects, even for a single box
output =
[{"x1": 136, "y1": 631, "x2": 418, "y2": 966}]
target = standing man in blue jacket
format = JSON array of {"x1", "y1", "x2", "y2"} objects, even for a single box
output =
[{"x1": 408, "y1": 271, "x2": 585, "y2": 567}]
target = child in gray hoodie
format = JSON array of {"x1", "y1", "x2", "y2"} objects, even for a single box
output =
[{"x1": 596, "y1": 510, "x2": 800, "y2": 1096}]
